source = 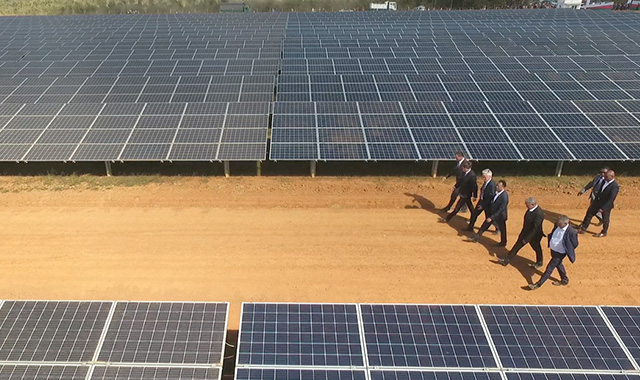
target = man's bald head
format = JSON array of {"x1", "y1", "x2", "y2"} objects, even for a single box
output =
[{"x1": 605, "y1": 170, "x2": 616, "y2": 181}]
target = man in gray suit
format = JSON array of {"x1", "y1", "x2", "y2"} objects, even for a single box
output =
[
  {"x1": 577, "y1": 167, "x2": 608, "y2": 226},
  {"x1": 528, "y1": 215, "x2": 578, "y2": 290}
]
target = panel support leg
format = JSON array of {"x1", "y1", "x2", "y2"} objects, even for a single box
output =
[
  {"x1": 555, "y1": 161, "x2": 564, "y2": 177},
  {"x1": 431, "y1": 160, "x2": 439, "y2": 178},
  {"x1": 310, "y1": 161, "x2": 317, "y2": 178},
  {"x1": 256, "y1": 161, "x2": 262, "y2": 176},
  {"x1": 104, "y1": 161, "x2": 112, "y2": 177},
  {"x1": 224, "y1": 161, "x2": 230, "y2": 178}
]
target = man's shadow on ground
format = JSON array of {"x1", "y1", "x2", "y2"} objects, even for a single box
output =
[{"x1": 405, "y1": 193, "x2": 560, "y2": 287}]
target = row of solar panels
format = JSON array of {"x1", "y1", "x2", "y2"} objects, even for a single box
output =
[
  {"x1": 0, "y1": 300, "x2": 228, "y2": 379},
  {"x1": 1, "y1": 100, "x2": 640, "y2": 161}
]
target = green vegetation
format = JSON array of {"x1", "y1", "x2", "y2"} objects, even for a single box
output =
[{"x1": 0, "y1": 174, "x2": 173, "y2": 192}]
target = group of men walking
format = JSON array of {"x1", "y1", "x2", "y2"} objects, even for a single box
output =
[{"x1": 437, "y1": 152, "x2": 619, "y2": 290}]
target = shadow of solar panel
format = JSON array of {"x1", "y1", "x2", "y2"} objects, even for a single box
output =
[
  {"x1": 370, "y1": 371, "x2": 503, "y2": 380},
  {"x1": 98, "y1": 302, "x2": 228, "y2": 364},
  {"x1": 91, "y1": 366, "x2": 221, "y2": 380},
  {"x1": 0, "y1": 365, "x2": 88, "y2": 380},
  {"x1": 0, "y1": 301, "x2": 111, "y2": 361},
  {"x1": 237, "y1": 303, "x2": 364, "y2": 366},
  {"x1": 236, "y1": 368, "x2": 366, "y2": 380},
  {"x1": 362, "y1": 304, "x2": 496, "y2": 368},
  {"x1": 481, "y1": 305, "x2": 634, "y2": 370}
]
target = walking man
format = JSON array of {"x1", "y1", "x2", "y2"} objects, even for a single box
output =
[
  {"x1": 439, "y1": 161, "x2": 477, "y2": 224},
  {"x1": 440, "y1": 151, "x2": 468, "y2": 212},
  {"x1": 466, "y1": 169, "x2": 495, "y2": 231},
  {"x1": 578, "y1": 170, "x2": 619, "y2": 238},
  {"x1": 578, "y1": 167, "x2": 608, "y2": 226},
  {"x1": 529, "y1": 215, "x2": 578, "y2": 290},
  {"x1": 498, "y1": 197, "x2": 545, "y2": 268},
  {"x1": 468, "y1": 180, "x2": 509, "y2": 247}
]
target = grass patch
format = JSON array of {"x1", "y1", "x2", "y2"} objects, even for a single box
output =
[{"x1": 0, "y1": 174, "x2": 173, "y2": 192}]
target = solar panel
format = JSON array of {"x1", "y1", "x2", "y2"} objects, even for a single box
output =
[
  {"x1": 0, "y1": 365, "x2": 88, "y2": 380},
  {"x1": 236, "y1": 303, "x2": 364, "y2": 367},
  {"x1": 480, "y1": 305, "x2": 635, "y2": 371},
  {"x1": 236, "y1": 368, "x2": 366, "y2": 380},
  {"x1": 504, "y1": 373, "x2": 640, "y2": 380},
  {"x1": 90, "y1": 366, "x2": 222, "y2": 380},
  {"x1": 601, "y1": 306, "x2": 640, "y2": 367},
  {"x1": 97, "y1": 302, "x2": 228, "y2": 365},
  {"x1": 0, "y1": 301, "x2": 111, "y2": 362},
  {"x1": 361, "y1": 304, "x2": 497, "y2": 368},
  {"x1": 369, "y1": 371, "x2": 503, "y2": 380}
]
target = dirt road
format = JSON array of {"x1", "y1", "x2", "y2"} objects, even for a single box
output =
[{"x1": 1, "y1": 175, "x2": 638, "y2": 328}]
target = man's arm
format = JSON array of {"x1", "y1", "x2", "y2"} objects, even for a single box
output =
[
  {"x1": 522, "y1": 210, "x2": 544, "y2": 243},
  {"x1": 570, "y1": 228, "x2": 579, "y2": 249},
  {"x1": 599, "y1": 184, "x2": 619, "y2": 211},
  {"x1": 471, "y1": 176, "x2": 478, "y2": 199},
  {"x1": 490, "y1": 196, "x2": 507, "y2": 220},
  {"x1": 578, "y1": 176, "x2": 597, "y2": 195}
]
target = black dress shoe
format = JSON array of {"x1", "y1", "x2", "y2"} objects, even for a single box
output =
[
  {"x1": 498, "y1": 259, "x2": 509, "y2": 266},
  {"x1": 439, "y1": 207, "x2": 450, "y2": 212},
  {"x1": 552, "y1": 280, "x2": 569, "y2": 286},
  {"x1": 528, "y1": 263, "x2": 543, "y2": 269},
  {"x1": 528, "y1": 283, "x2": 540, "y2": 290},
  {"x1": 438, "y1": 217, "x2": 448, "y2": 223},
  {"x1": 466, "y1": 236, "x2": 478, "y2": 243},
  {"x1": 593, "y1": 233, "x2": 607, "y2": 238}
]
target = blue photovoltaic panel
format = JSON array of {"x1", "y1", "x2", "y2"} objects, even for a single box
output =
[
  {"x1": 0, "y1": 365, "x2": 88, "y2": 380},
  {"x1": 361, "y1": 304, "x2": 497, "y2": 368},
  {"x1": 505, "y1": 373, "x2": 640, "y2": 380},
  {"x1": 90, "y1": 366, "x2": 221, "y2": 380},
  {"x1": 602, "y1": 306, "x2": 640, "y2": 366},
  {"x1": 481, "y1": 305, "x2": 634, "y2": 371},
  {"x1": 370, "y1": 371, "x2": 503, "y2": 380},
  {"x1": 235, "y1": 368, "x2": 367, "y2": 380},
  {"x1": 237, "y1": 303, "x2": 364, "y2": 367}
]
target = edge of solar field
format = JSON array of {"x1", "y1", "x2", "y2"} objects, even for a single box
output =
[
  {"x1": 0, "y1": 300, "x2": 230, "y2": 380},
  {"x1": 234, "y1": 302, "x2": 640, "y2": 380}
]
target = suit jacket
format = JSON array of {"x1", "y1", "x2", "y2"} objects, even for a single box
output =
[
  {"x1": 477, "y1": 179, "x2": 496, "y2": 209},
  {"x1": 458, "y1": 170, "x2": 478, "y2": 198},
  {"x1": 583, "y1": 175, "x2": 605, "y2": 201},
  {"x1": 445, "y1": 159, "x2": 468, "y2": 187},
  {"x1": 518, "y1": 206, "x2": 544, "y2": 243},
  {"x1": 547, "y1": 225, "x2": 579, "y2": 263},
  {"x1": 489, "y1": 191, "x2": 509, "y2": 221},
  {"x1": 593, "y1": 180, "x2": 619, "y2": 211}
]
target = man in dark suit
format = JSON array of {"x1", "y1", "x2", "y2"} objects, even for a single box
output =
[
  {"x1": 440, "y1": 151, "x2": 468, "y2": 212},
  {"x1": 579, "y1": 170, "x2": 619, "y2": 238},
  {"x1": 439, "y1": 161, "x2": 477, "y2": 223},
  {"x1": 466, "y1": 168, "x2": 496, "y2": 231},
  {"x1": 529, "y1": 215, "x2": 578, "y2": 290},
  {"x1": 498, "y1": 197, "x2": 545, "y2": 268},
  {"x1": 467, "y1": 179, "x2": 508, "y2": 247},
  {"x1": 578, "y1": 167, "x2": 609, "y2": 226}
]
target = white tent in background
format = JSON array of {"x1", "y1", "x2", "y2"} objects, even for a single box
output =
[{"x1": 557, "y1": 0, "x2": 582, "y2": 8}]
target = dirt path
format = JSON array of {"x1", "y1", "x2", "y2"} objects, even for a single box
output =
[{"x1": 1, "y1": 176, "x2": 639, "y2": 328}]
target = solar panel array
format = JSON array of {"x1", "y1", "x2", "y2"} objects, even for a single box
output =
[
  {"x1": 236, "y1": 303, "x2": 640, "y2": 380},
  {"x1": 0, "y1": 300, "x2": 228, "y2": 380},
  {"x1": 2, "y1": 11, "x2": 640, "y2": 162}
]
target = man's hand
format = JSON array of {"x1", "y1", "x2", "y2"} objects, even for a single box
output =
[
  {"x1": 598, "y1": 209, "x2": 603, "y2": 213},
  {"x1": 472, "y1": 197, "x2": 477, "y2": 202},
  {"x1": 522, "y1": 239, "x2": 527, "y2": 244},
  {"x1": 442, "y1": 176, "x2": 447, "y2": 182},
  {"x1": 477, "y1": 205, "x2": 483, "y2": 210},
  {"x1": 486, "y1": 218, "x2": 492, "y2": 223},
  {"x1": 578, "y1": 189, "x2": 586, "y2": 196}
]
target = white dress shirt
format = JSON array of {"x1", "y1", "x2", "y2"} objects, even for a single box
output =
[
  {"x1": 549, "y1": 225, "x2": 568, "y2": 253},
  {"x1": 601, "y1": 179, "x2": 615, "y2": 191},
  {"x1": 528, "y1": 205, "x2": 538, "y2": 212},
  {"x1": 492, "y1": 190, "x2": 504, "y2": 203}
]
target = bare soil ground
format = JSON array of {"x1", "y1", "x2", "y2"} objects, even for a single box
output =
[{"x1": 0, "y1": 175, "x2": 639, "y2": 329}]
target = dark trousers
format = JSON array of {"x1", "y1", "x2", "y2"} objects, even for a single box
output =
[
  {"x1": 477, "y1": 218, "x2": 507, "y2": 245},
  {"x1": 536, "y1": 250, "x2": 568, "y2": 286},
  {"x1": 444, "y1": 187, "x2": 460, "y2": 211},
  {"x1": 446, "y1": 196, "x2": 474, "y2": 222},
  {"x1": 506, "y1": 235, "x2": 543, "y2": 265},
  {"x1": 468, "y1": 205, "x2": 486, "y2": 229},
  {"x1": 582, "y1": 204, "x2": 612, "y2": 234}
]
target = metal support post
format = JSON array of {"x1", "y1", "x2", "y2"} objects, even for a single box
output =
[
  {"x1": 104, "y1": 161, "x2": 112, "y2": 177},
  {"x1": 310, "y1": 161, "x2": 317, "y2": 178},
  {"x1": 256, "y1": 161, "x2": 262, "y2": 176},
  {"x1": 555, "y1": 161, "x2": 564, "y2": 177},
  {"x1": 431, "y1": 160, "x2": 439, "y2": 178},
  {"x1": 224, "y1": 161, "x2": 230, "y2": 177}
]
